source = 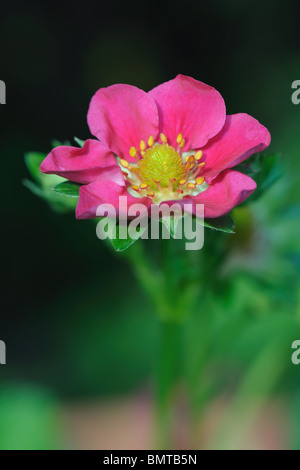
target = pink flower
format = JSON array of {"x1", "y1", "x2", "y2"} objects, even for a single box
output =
[{"x1": 40, "y1": 75, "x2": 270, "y2": 219}]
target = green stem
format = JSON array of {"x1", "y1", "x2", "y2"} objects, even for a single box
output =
[
  {"x1": 122, "y1": 239, "x2": 188, "y2": 449},
  {"x1": 155, "y1": 319, "x2": 182, "y2": 449},
  {"x1": 122, "y1": 240, "x2": 172, "y2": 320}
]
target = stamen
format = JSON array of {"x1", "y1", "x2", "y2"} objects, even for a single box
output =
[
  {"x1": 140, "y1": 183, "x2": 148, "y2": 190},
  {"x1": 129, "y1": 147, "x2": 137, "y2": 158},
  {"x1": 192, "y1": 161, "x2": 206, "y2": 179},
  {"x1": 193, "y1": 167, "x2": 201, "y2": 179},
  {"x1": 160, "y1": 133, "x2": 167, "y2": 143},
  {"x1": 179, "y1": 138, "x2": 185, "y2": 149},
  {"x1": 196, "y1": 177, "x2": 205, "y2": 185},
  {"x1": 176, "y1": 133, "x2": 183, "y2": 144},
  {"x1": 131, "y1": 185, "x2": 140, "y2": 191},
  {"x1": 185, "y1": 155, "x2": 194, "y2": 163},
  {"x1": 187, "y1": 182, "x2": 196, "y2": 189},
  {"x1": 185, "y1": 162, "x2": 193, "y2": 174},
  {"x1": 140, "y1": 140, "x2": 147, "y2": 151},
  {"x1": 148, "y1": 135, "x2": 154, "y2": 147},
  {"x1": 194, "y1": 150, "x2": 203, "y2": 161},
  {"x1": 120, "y1": 159, "x2": 130, "y2": 168},
  {"x1": 169, "y1": 178, "x2": 176, "y2": 190},
  {"x1": 147, "y1": 192, "x2": 155, "y2": 198},
  {"x1": 179, "y1": 179, "x2": 187, "y2": 185}
]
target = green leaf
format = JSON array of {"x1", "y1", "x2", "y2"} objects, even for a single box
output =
[
  {"x1": 22, "y1": 179, "x2": 45, "y2": 198},
  {"x1": 52, "y1": 181, "x2": 81, "y2": 197},
  {"x1": 24, "y1": 152, "x2": 45, "y2": 183},
  {"x1": 252, "y1": 153, "x2": 282, "y2": 200},
  {"x1": 24, "y1": 148, "x2": 78, "y2": 213},
  {"x1": 161, "y1": 215, "x2": 183, "y2": 239},
  {"x1": 110, "y1": 222, "x2": 149, "y2": 252},
  {"x1": 74, "y1": 137, "x2": 85, "y2": 148},
  {"x1": 25, "y1": 151, "x2": 66, "y2": 191},
  {"x1": 0, "y1": 386, "x2": 62, "y2": 450},
  {"x1": 194, "y1": 214, "x2": 235, "y2": 233},
  {"x1": 236, "y1": 152, "x2": 282, "y2": 202},
  {"x1": 51, "y1": 139, "x2": 70, "y2": 148},
  {"x1": 24, "y1": 178, "x2": 77, "y2": 213}
]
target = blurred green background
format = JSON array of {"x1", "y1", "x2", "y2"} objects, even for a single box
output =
[{"x1": 1, "y1": 0, "x2": 300, "y2": 449}]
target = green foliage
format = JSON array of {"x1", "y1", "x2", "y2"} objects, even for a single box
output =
[
  {"x1": 197, "y1": 214, "x2": 235, "y2": 233},
  {"x1": 97, "y1": 218, "x2": 149, "y2": 252},
  {"x1": 0, "y1": 386, "x2": 62, "y2": 450},
  {"x1": 236, "y1": 152, "x2": 282, "y2": 203},
  {"x1": 74, "y1": 137, "x2": 85, "y2": 148},
  {"x1": 51, "y1": 139, "x2": 71, "y2": 148},
  {"x1": 161, "y1": 214, "x2": 183, "y2": 239},
  {"x1": 107, "y1": 212, "x2": 235, "y2": 252},
  {"x1": 52, "y1": 181, "x2": 81, "y2": 197},
  {"x1": 23, "y1": 151, "x2": 77, "y2": 213},
  {"x1": 110, "y1": 223, "x2": 148, "y2": 251}
]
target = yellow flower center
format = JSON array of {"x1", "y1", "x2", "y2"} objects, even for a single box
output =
[{"x1": 136, "y1": 144, "x2": 186, "y2": 191}]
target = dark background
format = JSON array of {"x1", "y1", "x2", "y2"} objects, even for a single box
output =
[{"x1": 1, "y1": 0, "x2": 300, "y2": 449}]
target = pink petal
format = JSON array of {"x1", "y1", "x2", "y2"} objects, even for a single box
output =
[
  {"x1": 76, "y1": 181, "x2": 151, "y2": 219},
  {"x1": 185, "y1": 169, "x2": 257, "y2": 218},
  {"x1": 87, "y1": 84, "x2": 159, "y2": 160},
  {"x1": 40, "y1": 139, "x2": 124, "y2": 185},
  {"x1": 148, "y1": 74, "x2": 226, "y2": 150},
  {"x1": 201, "y1": 113, "x2": 271, "y2": 181}
]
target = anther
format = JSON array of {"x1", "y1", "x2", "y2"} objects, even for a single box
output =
[
  {"x1": 148, "y1": 135, "x2": 154, "y2": 147},
  {"x1": 179, "y1": 179, "x2": 187, "y2": 185},
  {"x1": 129, "y1": 147, "x2": 137, "y2": 158},
  {"x1": 179, "y1": 138, "x2": 185, "y2": 148},
  {"x1": 140, "y1": 140, "x2": 147, "y2": 151},
  {"x1": 120, "y1": 159, "x2": 129, "y2": 168},
  {"x1": 187, "y1": 182, "x2": 196, "y2": 189},
  {"x1": 195, "y1": 150, "x2": 203, "y2": 161},
  {"x1": 131, "y1": 185, "x2": 140, "y2": 191},
  {"x1": 176, "y1": 133, "x2": 183, "y2": 144},
  {"x1": 185, "y1": 155, "x2": 194, "y2": 163},
  {"x1": 140, "y1": 183, "x2": 148, "y2": 190},
  {"x1": 160, "y1": 133, "x2": 167, "y2": 143},
  {"x1": 196, "y1": 177, "x2": 205, "y2": 185},
  {"x1": 147, "y1": 192, "x2": 155, "y2": 198}
]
